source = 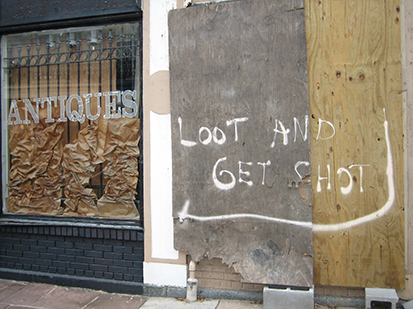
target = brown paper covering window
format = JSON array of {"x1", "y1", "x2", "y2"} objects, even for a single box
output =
[{"x1": 7, "y1": 112, "x2": 140, "y2": 219}]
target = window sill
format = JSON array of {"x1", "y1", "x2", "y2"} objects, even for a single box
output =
[{"x1": 0, "y1": 214, "x2": 143, "y2": 231}]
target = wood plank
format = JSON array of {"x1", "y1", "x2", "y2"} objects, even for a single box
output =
[
  {"x1": 403, "y1": 0, "x2": 413, "y2": 277},
  {"x1": 306, "y1": 0, "x2": 404, "y2": 288},
  {"x1": 170, "y1": 0, "x2": 313, "y2": 286}
]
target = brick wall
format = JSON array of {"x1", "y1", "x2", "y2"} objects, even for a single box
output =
[
  {"x1": 195, "y1": 258, "x2": 264, "y2": 292},
  {"x1": 196, "y1": 258, "x2": 364, "y2": 298},
  {"x1": 0, "y1": 224, "x2": 144, "y2": 283}
]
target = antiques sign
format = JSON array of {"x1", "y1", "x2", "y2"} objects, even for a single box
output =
[{"x1": 7, "y1": 90, "x2": 138, "y2": 125}]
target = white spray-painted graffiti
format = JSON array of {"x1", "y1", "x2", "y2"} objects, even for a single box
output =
[
  {"x1": 179, "y1": 115, "x2": 311, "y2": 190},
  {"x1": 178, "y1": 200, "x2": 313, "y2": 229},
  {"x1": 179, "y1": 114, "x2": 370, "y2": 193},
  {"x1": 177, "y1": 109, "x2": 394, "y2": 232},
  {"x1": 313, "y1": 109, "x2": 394, "y2": 232}
]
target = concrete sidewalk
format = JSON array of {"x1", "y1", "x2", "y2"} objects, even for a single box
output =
[
  {"x1": 0, "y1": 279, "x2": 358, "y2": 309},
  {"x1": 0, "y1": 279, "x2": 264, "y2": 309}
]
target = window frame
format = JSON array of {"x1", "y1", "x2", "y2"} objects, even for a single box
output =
[{"x1": 0, "y1": 12, "x2": 143, "y2": 225}]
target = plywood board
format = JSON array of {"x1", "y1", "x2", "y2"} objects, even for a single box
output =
[
  {"x1": 306, "y1": 0, "x2": 405, "y2": 288},
  {"x1": 169, "y1": 0, "x2": 313, "y2": 286},
  {"x1": 403, "y1": 0, "x2": 413, "y2": 278}
]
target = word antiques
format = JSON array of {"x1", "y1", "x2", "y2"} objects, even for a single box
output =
[{"x1": 7, "y1": 90, "x2": 138, "y2": 125}]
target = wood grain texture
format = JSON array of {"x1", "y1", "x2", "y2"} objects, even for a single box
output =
[
  {"x1": 306, "y1": 0, "x2": 405, "y2": 288},
  {"x1": 403, "y1": 0, "x2": 413, "y2": 277},
  {"x1": 170, "y1": 0, "x2": 313, "y2": 286}
]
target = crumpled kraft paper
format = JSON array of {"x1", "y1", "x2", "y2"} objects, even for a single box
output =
[
  {"x1": 97, "y1": 118, "x2": 140, "y2": 218},
  {"x1": 62, "y1": 118, "x2": 140, "y2": 218},
  {"x1": 7, "y1": 104, "x2": 141, "y2": 219},
  {"x1": 7, "y1": 109, "x2": 65, "y2": 215}
]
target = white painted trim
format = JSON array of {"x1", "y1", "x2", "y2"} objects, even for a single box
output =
[
  {"x1": 1, "y1": 36, "x2": 9, "y2": 213},
  {"x1": 149, "y1": 0, "x2": 176, "y2": 76},
  {"x1": 144, "y1": 261, "x2": 187, "y2": 287},
  {"x1": 149, "y1": 111, "x2": 179, "y2": 259}
]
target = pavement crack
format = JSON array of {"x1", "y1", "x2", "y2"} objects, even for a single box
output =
[{"x1": 81, "y1": 294, "x2": 101, "y2": 309}]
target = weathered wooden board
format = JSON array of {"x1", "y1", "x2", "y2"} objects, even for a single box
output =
[
  {"x1": 306, "y1": 0, "x2": 404, "y2": 288},
  {"x1": 404, "y1": 1, "x2": 413, "y2": 278},
  {"x1": 169, "y1": 0, "x2": 313, "y2": 286}
]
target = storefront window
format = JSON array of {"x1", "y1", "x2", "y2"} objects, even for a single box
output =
[{"x1": 1, "y1": 23, "x2": 141, "y2": 219}]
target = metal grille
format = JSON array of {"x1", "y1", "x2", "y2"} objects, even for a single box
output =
[
  {"x1": 5, "y1": 28, "x2": 138, "y2": 68},
  {"x1": 3, "y1": 23, "x2": 142, "y2": 218}
]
